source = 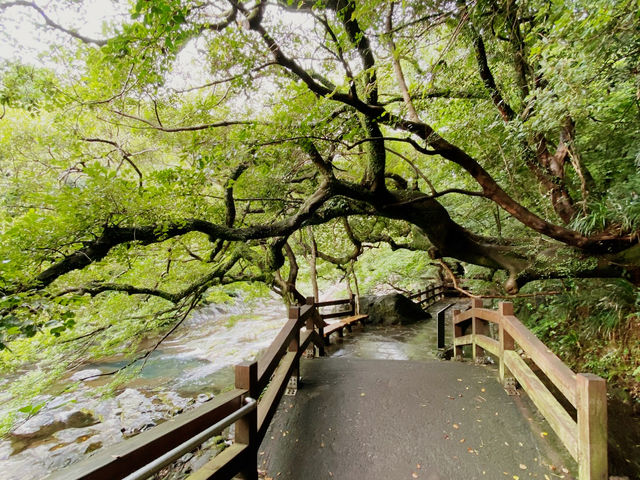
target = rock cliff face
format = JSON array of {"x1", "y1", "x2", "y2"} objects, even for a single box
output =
[{"x1": 359, "y1": 293, "x2": 431, "y2": 326}]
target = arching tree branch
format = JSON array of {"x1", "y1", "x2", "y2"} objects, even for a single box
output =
[{"x1": 0, "y1": 1, "x2": 108, "y2": 46}]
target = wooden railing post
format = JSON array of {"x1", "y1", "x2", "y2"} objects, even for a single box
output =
[
  {"x1": 498, "y1": 302, "x2": 516, "y2": 393},
  {"x1": 315, "y1": 307, "x2": 325, "y2": 356},
  {"x1": 235, "y1": 361, "x2": 258, "y2": 480},
  {"x1": 577, "y1": 374, "x2": 608, "y2": 480},
  {"x1": 304, "y1": 297, "x2": 315, "y2": 330},
  {"x1": 471, "y1": 298, "x2": 486, "y2": 363},
  {"x1": 303, "y1": 297, "x2": 317, "y2": 358},
  {"x1": 452, "y1": 309, "x2": 462, "y2": 360},
  {"x1": 288, "y1": 305, "x2": 301, "y2": 388}
]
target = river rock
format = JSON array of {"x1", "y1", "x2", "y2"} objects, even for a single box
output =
[
  {"x1": 359, "y1": 293, "x2": 431, "y2": 326},
  {"x1": 13, "y1": 409, "x2": 98, "y2": 438},
  {"x1": 116, "y1": 389, "x2": 161, "y2": 437},
  {"x1": 70, "y1": 369, "x2": 103, "y2": 382}
]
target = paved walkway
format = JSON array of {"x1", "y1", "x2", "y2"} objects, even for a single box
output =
[{"x1": 259, "y1": 357, "x2": 575, "y2": 480}]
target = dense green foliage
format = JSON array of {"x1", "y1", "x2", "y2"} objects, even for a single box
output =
[{"x1": 0, "y1": 0, "x2": 638, "y2": 434}]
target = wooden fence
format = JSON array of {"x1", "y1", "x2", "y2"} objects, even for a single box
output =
[
  {"x1": 408, "y1": 283, "x2": 450, "y2": 309},
  {"x1": 48, "y1": 298, "x2": 327, "y2": 480},
  {"x1": 453, "y1": 299, "x2": 608, "y2": 480},
  {"x1": 314, "y1": 294, "x2": 368, "y2": 344}
]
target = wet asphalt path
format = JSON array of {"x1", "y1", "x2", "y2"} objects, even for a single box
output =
[{"x1": 259, "y1": 357, "x2": 575, "y2": 480}]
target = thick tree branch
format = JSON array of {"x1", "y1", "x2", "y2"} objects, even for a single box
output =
[
  {"x1": 248, "y1": 9, "x2": 632, "y2": 251},
  {"x1": 224, "y1": 162, "x2": 250, "y2": 227},
  {"x1": 56, "y1": 251, "x2": 243, "y2": 303},
  {"x1": 473, "y1": 33, "x2": 516, "y2": 121}
]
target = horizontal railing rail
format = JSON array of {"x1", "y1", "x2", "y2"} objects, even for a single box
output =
[
  {"x1": 408, "y1": 283, "x2": 453, "y2": 309},
  {"x1": 49, "y1": 296, "x2": 331, "y2": 480},
  {"x1": 47, "y1": 388, "x2": 248, "y2": 480},
  {"x1": 452, "y1": 300, "x2": 607, "y2": 480},
  {"x1": 315, "y1": 294, "x2": 356, "y2": 320},
  {"x1": 313, "y1": 295, "x2": 369, "y2": 345},
  {"x1": 123, "y1": 397, "x2": 257, "y2": 480},
  {"x1": 314, "y1": 298, "x2": 352, "y2": 307}
]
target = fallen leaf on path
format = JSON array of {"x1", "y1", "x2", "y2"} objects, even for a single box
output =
[
  {"x1": 519, "y1": 464, "x2": 527, "y2": 470},
  {"x1": 412, "y1": 473, "x2": 418, "y2": 478},
  {"x1": 453, "y1": 423, "x2": 459, "y2": 429}
]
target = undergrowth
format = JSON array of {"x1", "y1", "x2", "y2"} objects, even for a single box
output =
[{"x1": 515, "y1": 279, "x2": 640, "y2": 404}]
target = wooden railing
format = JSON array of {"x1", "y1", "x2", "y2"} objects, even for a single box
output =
[
  {"x1": 408, "y1": 283, "x2": 448, "y2": 308},
  {"x1": 315, "y1": 294, "x2": 356, "y2": 320},
  {"x1": 49, "y1": 298, "x2": 327, "y2": 480},
  {"x1": 453, "y1": 299, "x2": 608, "y2": 480},
  {"x1": 314, "y1": 295, "x2": 368, "y2": 344}
]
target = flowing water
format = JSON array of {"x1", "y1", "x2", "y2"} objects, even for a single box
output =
[{"x1": 0, "y1": 295, "x2": 289, "y2": 480}]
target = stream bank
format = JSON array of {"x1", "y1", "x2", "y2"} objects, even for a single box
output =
[{"x1": 0, "y1": 295, "x2": 288, "y2": 480}]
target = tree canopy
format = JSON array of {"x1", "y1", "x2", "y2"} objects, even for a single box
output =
[{"x1": 0, "y1": 0, "x2": 639, "y2": 351}]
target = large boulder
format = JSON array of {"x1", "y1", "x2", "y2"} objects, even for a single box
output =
[{"x1": 359, "y1": 293, "x2": 431, "y2": 326}]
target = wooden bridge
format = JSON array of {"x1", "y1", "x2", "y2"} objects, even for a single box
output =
[{"x1": 48, "y1": 285, "x2": 608, "y2": 480}]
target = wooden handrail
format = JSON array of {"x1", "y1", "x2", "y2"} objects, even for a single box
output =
[
  {"x1": 320, "y1": 310, "x2": 353, "y2": 320},
  {"x1": 257, "y1": 316, "x2": 301, "y2": 391},
  {"x1": 315, "y1": 295, "x2": 355, "y2": 322},
  {"x1": 452, "y1": 300, "x2": 607, "y2": 480},
  {"x1": 407, "y1": 284, "x2": 452, "y2": 313},
  {"x1": 315, "y1": 298, "x2": 351, "y2": 307},
  {"x1": 407, "y1": 284, "x2": 442, "y2": 300},
  {"x1": 46, "y1": 389, "x2": 247, "y2": 480}
]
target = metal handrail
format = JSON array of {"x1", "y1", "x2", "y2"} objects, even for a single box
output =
[{"x1": 122, "y1": 397, "x2": 257, "y2": 480}]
